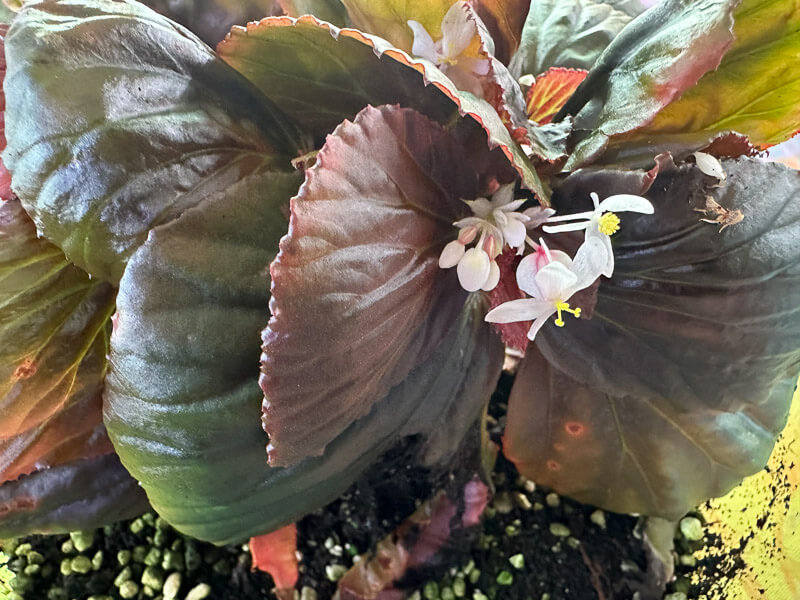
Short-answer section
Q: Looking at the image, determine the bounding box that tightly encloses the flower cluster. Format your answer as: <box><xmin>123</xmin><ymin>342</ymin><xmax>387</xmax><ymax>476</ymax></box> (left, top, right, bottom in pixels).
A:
<box><xmin>440</xmin><ymin>189</ymin><xmax>655</xmax><ymax>340</ymax></box>
<box><xmin>438</xmin><ymin>183</ymin><xmax>531</xmax><ymax>292</ymax></box>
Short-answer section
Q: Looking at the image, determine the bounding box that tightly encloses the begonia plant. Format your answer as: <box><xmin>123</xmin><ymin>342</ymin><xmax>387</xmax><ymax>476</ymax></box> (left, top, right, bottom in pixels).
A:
<box><xmin>1</xmin><ymin>0</ymin><xmax>799</xmax><ymax>587</ymax></box>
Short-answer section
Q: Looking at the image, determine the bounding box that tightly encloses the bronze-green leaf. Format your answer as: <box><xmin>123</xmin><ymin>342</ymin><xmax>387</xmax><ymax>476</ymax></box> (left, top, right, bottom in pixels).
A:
<box><xmin>2</xmin><ymin>0</ymin><xmax>301</xmax><ymax>284</ymax></box>
<box><xmin>0</xmin><ymin>454</ymin><xmax>148</xmax><ymax>538</ymax></box>
<box><xmin>618</xmin><ymin>0</ymin><xmax>800</xmax><ymax>152</ymax></box>
<box><xmin>0</xmin><ymin>198</ymin><xmax>115</xmax><ymax>485</ymax></box>
<box><xmin>555</xmin><ymin>0</ymin><xmax>739</xmax><ymax>168</ymax></box>
<box><xmin>104</xmin><ymin>143</ymin><xmax>503</xmax><ymax>542</ymax></box>
<box><xmin>505</xmin><ymin>158</ymin><xmax>800</xmax><ymax>518</ymax></box>
<box><xmin>509</xmin><ymin>0</ymin><xmax>631</xmax><ymax>78</ymax></box>
<box><xmin>141</xmin><ymin>0</ymin><xmax>283</xmax><ymax>45</ymax></box>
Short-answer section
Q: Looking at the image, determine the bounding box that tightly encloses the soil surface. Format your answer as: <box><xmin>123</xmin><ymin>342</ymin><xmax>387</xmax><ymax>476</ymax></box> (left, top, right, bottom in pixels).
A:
<box><xmin>1</xmin><ymin>373</ymin><xmax>739</xmax><ymax>600</ymax></box>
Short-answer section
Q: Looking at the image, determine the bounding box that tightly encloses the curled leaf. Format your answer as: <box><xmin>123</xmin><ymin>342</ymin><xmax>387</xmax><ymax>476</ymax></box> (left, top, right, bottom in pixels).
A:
<box><xmin>218</xmin><ymin>15</ymin><xmax>546</xmax><ymax>199</ymax></box>
<box><xmin>104</xmin><ymin>151</ymin><xmax>503</xmax><ymax>543</ymax></box>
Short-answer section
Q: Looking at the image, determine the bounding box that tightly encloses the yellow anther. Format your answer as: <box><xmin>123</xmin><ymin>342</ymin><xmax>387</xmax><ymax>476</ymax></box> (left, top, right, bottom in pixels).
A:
<box><xmin>554</xmin><ymin>301</ymin><xmax>581</xmax><ymax>328</ymax></box>
<box><xmin>598</xmin><ymin>212</ymin><xmax>621</xmax><ymax>235</ymax></box>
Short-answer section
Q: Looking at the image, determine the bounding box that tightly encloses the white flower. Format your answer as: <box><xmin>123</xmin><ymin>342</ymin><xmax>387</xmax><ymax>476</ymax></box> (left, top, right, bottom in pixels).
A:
<box><xmin>439</xmin><ymin>184</ymin><xmax>530</xmax><ymax>292</ymax></box>
<box><xmin>484</xmin><ymin>237</ymin><xmax>606</xmax><ymax>341</ymax></box>
<box><xmin>454</xmin><ymin>184</ymin><xmax>530</xmax><ymax>253</ymax></box>
<box><xmin>407</xmin><ymin>2</ymin><xmax>491</xmax><ymax>97</ymax></box>
<box><xmin>543</xmin><ymin>192</ymin><xmax>654</xmax><ymax>277</ymax></box>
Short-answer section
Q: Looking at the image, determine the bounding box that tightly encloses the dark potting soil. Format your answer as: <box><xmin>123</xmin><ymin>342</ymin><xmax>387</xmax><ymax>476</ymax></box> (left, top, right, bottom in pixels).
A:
<box><xmin>2</xmin><ymin>373</ymin><xmax>748</xmax><ymax>600</ymax></box>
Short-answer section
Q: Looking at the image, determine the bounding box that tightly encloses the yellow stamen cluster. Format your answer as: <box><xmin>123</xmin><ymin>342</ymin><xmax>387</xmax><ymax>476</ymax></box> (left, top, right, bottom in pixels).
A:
<box><xmin>598</xmin><ymin>212</ymin><xmax>621</xmax><ymax>236</ymax></box>
<box><xmin>554</xmin><ymin>302</ymin><xmax>581</xmax><ymax>327</ymax></box>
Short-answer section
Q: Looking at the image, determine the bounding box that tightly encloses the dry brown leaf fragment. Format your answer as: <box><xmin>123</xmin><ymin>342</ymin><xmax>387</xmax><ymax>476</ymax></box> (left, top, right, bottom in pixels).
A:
<box><xmin>694</xmin><ymin>195</ymin><xmax>744</xmax><ymax>232</ymax></box>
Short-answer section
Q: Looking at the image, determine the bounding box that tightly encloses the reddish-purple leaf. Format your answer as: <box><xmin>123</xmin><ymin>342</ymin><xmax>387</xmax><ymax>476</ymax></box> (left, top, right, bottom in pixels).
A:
<box><xmin>261</xmin><ymin>104</ymin><xmax>514</xmax><ymax>466</ymax></box>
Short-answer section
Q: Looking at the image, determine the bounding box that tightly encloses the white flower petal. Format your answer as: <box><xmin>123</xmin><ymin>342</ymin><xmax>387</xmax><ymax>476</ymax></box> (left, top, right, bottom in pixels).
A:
<box><xmin>545</xmin><ymin>211</ymin><xmax>594</xmax><ymax>223</ymax></box>
<box><xmin>598</xmin><ymin>194</ymin><xmax>654</xmax><ymax>214</ymax></box>
<box><xmin>600</xmin><ymin>232</ymin><xmax>614</xmax><ymax>277</ymax></box>
<box><xmin>543</xmin><ymin>221</ymin><xmax>591</xmax><ymax>234</ymax></box>
<box><xmin>467</xmin><ymin>56</ymin><xmax>491</xmax><ymax>76</ymax></box>
<box><xmin>501</xmin><ymin>198</ymin><xmax>527</xmax><ymax>213</ymax></box>
<box><xmin>503</xmin><ymin>218</ymin><xmax>527</xmax><ymax>249</ymax></box>
<box><xmin>548</xmin><ymin>248</ymin><xmax>573</xmax><ymax>268</ymax></box>
<box><xmin>694</xmin><ymin>151</ymin><xmax>726</xmax><ymax>180</ymax></box>
<box><xmin>439</xmin><ymin>239</ymin><xmax>465</xmax><ymax>268</ymax></box>
<box><xmin>493</xmin><ymin>208</ymin><xmax>508</xmax><ymax>228</ymax></box>
<box><xmin>408</xmin><ymin>20</ymin><xmax>437</xmax><ymax>61</ymax></box>
<box><xmin>585</xmin><ymin>227</ymin><xmax>615</xmax><ymax>277</ymax></box>
<box><xmin>481</xmin><ymin>260</ymin><xmax>501</xmax><ymax>291</ymax></box>
<box><xmin>484</xmin><ymin>298</ymin><xmax>554</xmax><ymax>323</ymax></box>
<box><xmin>441</xmin><ymin>1</ymin><xmax>474</xmax><ymax>58</ymax></box>
<box><xmin>453</xmin><ymin>216</ymin><xmax>484</xmax><ymax>229</ymax></box>
<box><xmin>534</xmin><ymin>262</ymin><xmax>578</xmax><ymax>301</ymax></box>
<box><xmin>526</xmin><ymin>315</ymin><xmax>551</xmax><ymax>341</ymax></box>
<box><xmin>465</xmin><ymin>197</ymin><xmax>492</xmax><ymax>218</ymax></box>
<box><xmin>568</xmin><ymin>235</ymin><xmax>607</xmax><ymax>290</ymax></box>
<box><xmin>523</xmin><ymin>206</ymin><xmax>556</xmax><ymax>228</ymax></box>
<box><xmin>515</xmin><ymin>253</ymin><xmax>544</xmax><ymax>298</ymax></box>
<box><xmin>457</xmin><ymin>247</ymin><xmax>491</xmax><ymax>292</ymax></box>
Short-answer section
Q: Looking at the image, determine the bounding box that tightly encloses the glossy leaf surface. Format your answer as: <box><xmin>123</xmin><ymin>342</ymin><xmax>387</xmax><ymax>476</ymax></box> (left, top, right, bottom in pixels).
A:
<box><xmin>621</xmin><ymin>0</ymin><xmax>800</xmax><ymax>151</ymax></box>
<box><xmin>556</xmin><ymin>0</ymin><xmax>738</xmax><ymax>167</ymax></box>
<box><xmin>104</xmin><ymin>153</ymin><xmax>501</xmax><ymax>541</ymax></box>
<box><xmin>262</xmin><ymin>105</ymin><xmax>511</xmax><ymax>465</ymax></box>
<box><xmin>506</xmin><ymin>158</ymin><xmax>800</xmax><ymax>518</ymax></box>
<box><xmin>606</xmin><ymin>0</ymin><xmax>658</xmax><ymax>16</ymax></box>
<box><xmin>0</xmin><ymin>454</ymin><xmax>148</xmax><ymax>538</ymax></box>
<box><xmin>217</xmin><ymin>15</ymin><xmax>461</xmax><ymax>138</ymax></box>
<box><xmin>2</xmin><ymin>0</ymin><xmax>298</xmax><ymax>283</ymax></box>
<box><xmin>0</xmin><ymin>198</ymin><xmax>115</xmax><ymax>484</ymax></box>
<box><xmin>105</xmin><ymin>107</ymin><xmax>504</xmax><ymax>542</ymax></box>
<box><xmin>509</xmin><ymin>0</ymin><xmax>631</xmax><ymax>78</ymax></box>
